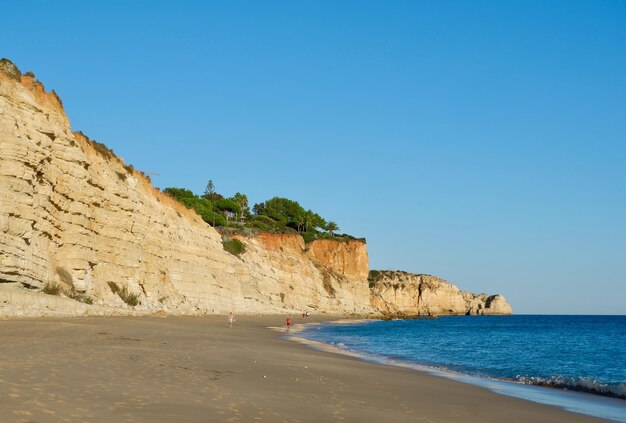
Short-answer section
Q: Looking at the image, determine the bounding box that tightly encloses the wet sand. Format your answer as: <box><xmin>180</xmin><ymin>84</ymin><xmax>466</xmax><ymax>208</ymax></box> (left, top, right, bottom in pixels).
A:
<box><xmin>0</xmin><ymin>315</ymin><xmax>610</xmax><ymax>422</ymax></box>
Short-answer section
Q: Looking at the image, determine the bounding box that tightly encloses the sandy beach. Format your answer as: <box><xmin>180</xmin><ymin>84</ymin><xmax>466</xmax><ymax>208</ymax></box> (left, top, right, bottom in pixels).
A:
<box><xmin>0</xmin><ymin>315</ymin><xmax>610</xmax><ymax>422</ymax></box>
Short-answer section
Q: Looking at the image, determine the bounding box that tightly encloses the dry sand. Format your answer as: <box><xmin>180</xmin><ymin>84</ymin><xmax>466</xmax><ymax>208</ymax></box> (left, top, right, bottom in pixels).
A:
<box><xmin>0</xmin><ymin>315</ymin><xmax>610</xmax><ymax>422</ymax></box>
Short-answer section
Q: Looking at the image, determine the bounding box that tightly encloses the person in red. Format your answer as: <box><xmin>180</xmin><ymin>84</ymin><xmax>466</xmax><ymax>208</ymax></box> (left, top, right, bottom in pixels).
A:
<box><xmin>286</xmin><ymin>316</ymin><xmax>292</xmax><ymax>331</ymax></box>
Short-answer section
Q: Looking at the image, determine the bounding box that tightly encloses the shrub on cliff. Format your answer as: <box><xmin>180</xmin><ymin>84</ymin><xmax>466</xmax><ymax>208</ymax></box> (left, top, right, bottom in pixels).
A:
<box><xmin>163</xmin><ymin>187</ymin><xmax>226</xmax><ymax>226</ymax></box>
<box><xmin>56</xmin><ymin>266</ymin><xmax>73</xmax><ymax>287</ymax></box>
<box><xmin>42</xmin><ymin>282</ymin><xmax>61</xmax><ymax>296</ymax></box>
<box><xmin>93</xmin><ymin>141</ymin><xmax>115</xmax><ymax>160</ymax></box>
<box><xmin>222</xmin><ymin>238</ymin><xmax>246</xmax><ymax>256</ymax></box>
<box><xmin>251</xmin><ymin>220</ymin><xmax>270</xmax><ymax>231</ymax></box>
<box><xmin>106</xmin><ymin>282</ymin><xmax>138</xmax><ymax>306</ymax></box>
<box><xmin>252</xmin><ymin>215</ymin><xmax>276</xmax><ymax>226</ymax></box>
<box><xmin>301</xmin><ymin>232</ymin><xmax>315</xmax><ymax>243</ymax></box>
<box><xmin>69</xmin><ymin>292</ymin><xmax>93</xmax><ymax>305</ymax></box>
<box><xmin>0</xmin><ymin>58</ymin><xmax>22</xmax><ymax>81</ymax></box>
<box><xmin>120</xmin><ymin>288</ymin><xmax>140</xmax><ymax>307</ymax></box>
<box><xmin>74</xmin><ymin>131</ymin><xmax>117</xmax><ymax>161</ymax></box>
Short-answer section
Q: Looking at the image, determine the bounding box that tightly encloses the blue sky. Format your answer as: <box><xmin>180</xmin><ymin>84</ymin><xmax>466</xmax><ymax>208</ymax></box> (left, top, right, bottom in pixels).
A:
<box><xmin>2</xmin><ymin>1</ymin><xmax>625</xmax><ymax>314</ymax></box>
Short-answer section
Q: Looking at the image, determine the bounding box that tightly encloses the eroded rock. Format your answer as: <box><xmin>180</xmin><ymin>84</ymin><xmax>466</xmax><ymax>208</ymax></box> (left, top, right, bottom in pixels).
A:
<box><xmin>369</xmin><ymin>270</ymin><xmax>512</xmax><ymax>316</ymax></box>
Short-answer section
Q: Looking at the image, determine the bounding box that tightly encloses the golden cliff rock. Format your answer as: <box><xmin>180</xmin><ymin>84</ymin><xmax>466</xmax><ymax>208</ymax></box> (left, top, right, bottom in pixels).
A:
<box><xmin>0</xmin><ymin>59</ymin><xmax>511</xmax><ymax>318</ymax></box>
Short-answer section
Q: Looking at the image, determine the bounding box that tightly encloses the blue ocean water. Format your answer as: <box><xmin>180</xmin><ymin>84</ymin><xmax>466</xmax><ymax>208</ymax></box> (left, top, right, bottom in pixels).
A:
<box><xmin>298</xmin><ymin>315</ymin><xmax>626</xmax><ymax>421</ymax></box>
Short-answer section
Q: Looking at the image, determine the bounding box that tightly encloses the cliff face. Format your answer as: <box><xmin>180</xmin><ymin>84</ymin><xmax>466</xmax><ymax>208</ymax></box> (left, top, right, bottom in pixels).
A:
<box><xmin>369</xmin><ymin>271</ymin><xmax>512</xmax><ymax>316</ymax></box>
<box><xmin>0</xmin><ymin>61</ymin><xmax>374</xmax><ymax>316</ymax></box>
<box><xmin>305</xmin><ymin>239</ymin><xmax>369</xmax><ymax>280</ymax></box>
<box><xmin>232</xmin><ymin>235</ymin><xmax>371</xmax><ymax>314</ymax></box>
<box><xmin>0</xmin><ymin>59</ymin><xmax>511</xmax><ymax>317</ymax></box>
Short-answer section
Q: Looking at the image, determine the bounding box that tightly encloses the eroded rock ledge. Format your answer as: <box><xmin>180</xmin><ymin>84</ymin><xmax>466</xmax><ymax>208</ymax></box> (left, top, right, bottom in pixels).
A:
<box><xmin>369</xmin><ymin>270</ymin><xmax>512</xmax><ymax>317</ymax></box>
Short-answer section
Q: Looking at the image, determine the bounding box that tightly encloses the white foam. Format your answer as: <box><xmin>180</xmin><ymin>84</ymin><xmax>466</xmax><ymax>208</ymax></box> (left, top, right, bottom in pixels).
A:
<box><xmin>291</xmin><ymin>325</ymin><xmax>626</xmax><ymax>422</ymax></box>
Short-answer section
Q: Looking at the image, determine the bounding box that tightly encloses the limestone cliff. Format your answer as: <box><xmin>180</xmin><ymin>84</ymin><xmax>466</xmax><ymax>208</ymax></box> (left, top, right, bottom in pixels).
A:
<box><xmin>0</xmin><ymin>59</ymin><xmax>511</xmax><ymax>318</ymax></box>
<box><xmin>369</xmin><ymin>270</ymin><xmax>512</xmax><ymax>316</ymax></box>
<box><xmin>0</xmin><ymin>59</ymin><xmax>374</xmax><ymax>317</ymax></box>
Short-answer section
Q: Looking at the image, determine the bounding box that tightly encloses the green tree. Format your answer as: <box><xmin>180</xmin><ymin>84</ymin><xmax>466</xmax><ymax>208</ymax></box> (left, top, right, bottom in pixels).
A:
<box><xmin>259</xmin><ymin>197</ymin><xmax>305</xmax><ymax>226</ymax></box>
<box><xmin>303</xmin><ymin>210</ymin><xmax>325</xmax><ymax>232</ymax></box>
<box><xmin>302</xmin><ymin>210</ymin><xmax>316</xmax><ymax>232</ymax></box>
<box><xmin>252</xmin><ymin>202</ymin><xmax>265</xmax><ymax>215</ymax></box>
<box><xmin>312</xmin><ymin>212</ymin><xmax>326</xmax><ymax>230</ymax></box>
<box><xmin>204</xmin><ymin>180</ymin><xmax>215</xmax><ymax>197</ymax></box>
<box><xmin>325</xmin><ymin>221</ymin><xmax>339</xmax><ymax>237</ymax></box>
<box><xmin>163</xmin><ymin>187</ymin><xmax>225</xmax><ymax>226</ymax></box>
<box><xmin>163</xmin><ymin>187</ymin><xmax>196</xmax><ymax>208</ymax></box>
<box><xmin>294</xmin><ymin>213</ymin><xmax>306</xmax><ymax>232</ymax></box>
<box><xmin>202</xmin><ymin>180</ymin><xmax>223</xmax><ymax>201</ymax></box>
<box><xmin>214</xmin><ymin>198</ymin><xmax>240</xmax><ymax>221</ymax></box>
<box><xmin>230</xmin><ymin>192</ymin><xmax>249</xmax><ymax>220</ymax></box>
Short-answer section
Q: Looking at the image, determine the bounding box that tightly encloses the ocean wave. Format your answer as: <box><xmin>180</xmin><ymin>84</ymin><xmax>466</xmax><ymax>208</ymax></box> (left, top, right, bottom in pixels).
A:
<box><xmin>514</xmin><ymin>375</ymin><xmax>626</xmax><ymax>399</ymax></box>
<box><xmin>318</xmin><ymin>338</ymin><xmax>626</xmax><ymax>401</ymax></box>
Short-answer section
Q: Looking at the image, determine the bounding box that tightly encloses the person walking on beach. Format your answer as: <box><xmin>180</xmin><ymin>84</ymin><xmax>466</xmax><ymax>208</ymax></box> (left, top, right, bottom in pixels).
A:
<box><xmin>286</xmin><ymin>316</ymin><xmax>292</xmax><ymax>331</ymax></box>
<box><xmin>228</xmin><ymin>312</ymin><xmax>236</xmax><ymax>328</ymax></box>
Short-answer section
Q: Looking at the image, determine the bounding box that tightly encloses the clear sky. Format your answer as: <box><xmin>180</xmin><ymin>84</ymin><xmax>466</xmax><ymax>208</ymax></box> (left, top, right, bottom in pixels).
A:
<box><xmin>2</xmin><ymin>1</ymin><xmax>625</xmax><ymax>314</ymax></box>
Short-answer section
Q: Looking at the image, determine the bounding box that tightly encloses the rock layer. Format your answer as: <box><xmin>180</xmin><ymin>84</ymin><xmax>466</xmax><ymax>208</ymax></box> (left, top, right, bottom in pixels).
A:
<box><xmin>369</xmin><ymin>270</ymin><xmax>512</xmax><ymax>316</ymax></box>
<box><xmin>0</xmin><ymin>59</ymin><xmax>512</xmax><ymax>317</ymax></box>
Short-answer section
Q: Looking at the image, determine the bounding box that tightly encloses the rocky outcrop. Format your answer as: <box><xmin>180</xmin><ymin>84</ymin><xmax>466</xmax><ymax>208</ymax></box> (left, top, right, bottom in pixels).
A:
<box><xmin>0</xmin><ymin>59</ymin><xmax>511</xmax><ymax>318</ymax></box>
<box><xmin>369</xmin><ymin>270</ymin><xmax>512</xmax><ymax>316</ymax></box>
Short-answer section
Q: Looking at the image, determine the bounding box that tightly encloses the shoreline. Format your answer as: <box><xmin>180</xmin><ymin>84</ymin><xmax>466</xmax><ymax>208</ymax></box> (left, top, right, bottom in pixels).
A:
<box><xmin>285</xmin><ymin>317</ymin><xmax>626</xmax><ymax>422</ymax></box>
<box><xmin>0</xmin><ymin>315</ymin><xmax>615</xmax><ymax>422</ymax></box>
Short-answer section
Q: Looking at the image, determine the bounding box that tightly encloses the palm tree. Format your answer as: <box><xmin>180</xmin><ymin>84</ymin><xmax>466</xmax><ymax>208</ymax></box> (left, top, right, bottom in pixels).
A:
<box><xmin>303</xmin><ymin>211</ymin><xmax>315</xmax><ymax>232</ymax></box>
<box><xmin>325</xmin><ymin>221</ymin><xmax>339</xmax><ymax>237</ymax></box>
<box><xmin>231</xmin><ymin>193</ymin><xmax>249</xmax><ymax>221</ymax></box>
<box><xmin>294</xmin><ymin>214</ymin><xmax>306</xmax><ymax>232</ymax></box>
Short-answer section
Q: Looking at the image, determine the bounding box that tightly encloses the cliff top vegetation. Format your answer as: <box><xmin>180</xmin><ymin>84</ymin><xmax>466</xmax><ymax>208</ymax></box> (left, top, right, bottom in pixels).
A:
<box><xmin>163</xmin><ymin>180</ymin><xmax>364</xmax><ymax>244</ymax></box>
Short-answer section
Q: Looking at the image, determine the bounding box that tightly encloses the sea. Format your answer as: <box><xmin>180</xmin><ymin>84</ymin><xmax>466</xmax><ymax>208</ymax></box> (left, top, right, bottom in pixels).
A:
<box><xmin>297</xmin><ymin>315</ymin><xmax>626</xmax><ymax>422</ymax></box>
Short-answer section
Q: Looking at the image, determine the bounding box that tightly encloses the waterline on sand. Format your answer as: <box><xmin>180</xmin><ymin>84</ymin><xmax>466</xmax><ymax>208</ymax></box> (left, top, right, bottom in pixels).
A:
<box><xmin>289</xmin><ymin>319</ymin><xmax>626</xmax><ymax>422</ymax></box>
